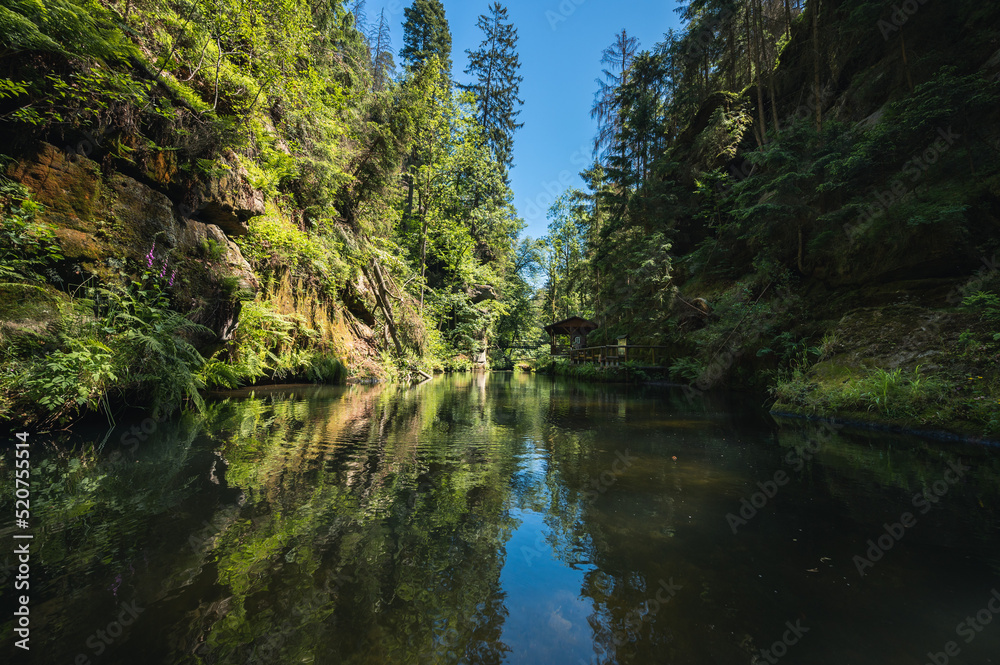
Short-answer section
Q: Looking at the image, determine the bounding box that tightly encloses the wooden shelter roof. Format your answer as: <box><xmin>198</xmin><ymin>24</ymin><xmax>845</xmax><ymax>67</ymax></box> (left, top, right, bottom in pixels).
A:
<box><xmin>544</xmin><ymin>317</ymin><xmax>599</xmax><ymax>335</ymax></box>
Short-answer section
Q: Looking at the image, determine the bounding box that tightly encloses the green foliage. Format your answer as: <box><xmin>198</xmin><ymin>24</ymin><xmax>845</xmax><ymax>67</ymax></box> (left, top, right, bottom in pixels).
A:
<box><xmin>773</xmin><ymin>365</ymin><xmax>952</xmax><ymax>421</ymax></box>
<box><xmin>669</xmin><ymin>356</ymin><xmax>705</xmax><ymax>383</ymax></box>
<box><xmin>0</xmin><ymin>0</ymin><xmax>539</xmax><ymax>399</ymax></box>
<box><xmin>302</xmin><ymin>353</ymin><xmax>346</xmax><ymax>383</ymax></box>
<box><xmin>0</xmin><ymin>0</ymin><xmax>137</xmax><ymax>60</ymax></box>
<box><xmin>962</xmin><ymin>290</ymin><xmax>1000</xmax><ymax>342</ymax></box>
<box><xmin>21</xmin><ymin>337</ymin><xmax>116</xmax><ymax>416</ymax></box>
<box><xmin>462</xmin><ymin>2</ymin><xmax>523</xmax><ymax>177</ymax></box>
<box><xmin>10</xmin><ymin>265</ymin><xmax>210</xmax><ymax>423</ymax></box>
<box><xmin>962</xmin><ymin>291</ymin><xmax>1000</xmax><ymax>323</ymax></box>
<box><xmin>0</xmin><ymin>177</ymin><xmax>63</xmax><ymax>282</ymax></box>
<box><xmin>199</xmin><ymin>358</ymin><xmax>243</xmax><ymax>389</ymax></box>
<box><xmin>200</xmin><ymin>298</ymin><xmax>344</xmax><ymax>388</ymax></box>
<box><xmin>757</xmin><ymin>332</ymin><xmax>819</xmax><ymax>369</ymax></box>
<box><xmin>400</xmin><ymin>0</ymin><xmax>453</xmax><ymax>75</ymax></box>
<box><xmin>236</xmin><ymin>211</ymin><xmax>349</xmax><ymax>293</ymax></box>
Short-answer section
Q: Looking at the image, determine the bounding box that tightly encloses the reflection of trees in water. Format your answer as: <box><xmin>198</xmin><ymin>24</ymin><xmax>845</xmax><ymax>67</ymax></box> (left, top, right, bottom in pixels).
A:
<box><xmin>0</xmin><ymin>412</ymin><xmax>221</xmax><ymax>664</ymax></box>
<box><xmin>12</xmin><ymin>377</ymin><xmax>1000</xmax><ymax>664</ymax></box>
<box><xmin>530</xmin><ymin>383</ymin><xmax>770</xmax><ymax>664</ymax></box>
<box><xmin>774</xmin><ymin>420</ymin><xmax>1000</xmax><ymax>568</ymax></box>
<box><xmin>180</xmin><ymin>378</ymin><xmax>527</xmax><ymax>664</ymax></box>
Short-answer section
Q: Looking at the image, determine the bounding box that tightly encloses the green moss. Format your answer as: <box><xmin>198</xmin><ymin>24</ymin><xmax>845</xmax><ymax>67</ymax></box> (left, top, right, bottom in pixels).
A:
<box><xmin>773</xmin><ymin>364</ymin><xmax>999</xmax><ymax>438</ymax></box>
<box><xmin>810</xmin><ymin>357</ymin><xmax>856</xmax><ymax>384</ymax></box>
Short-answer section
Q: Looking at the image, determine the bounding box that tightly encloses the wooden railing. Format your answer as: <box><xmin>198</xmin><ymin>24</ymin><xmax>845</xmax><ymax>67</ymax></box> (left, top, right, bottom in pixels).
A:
<box><xmin>569</xmin><ymin>345</ymin><xmax>670</xmax><ymax>367</ymax></box>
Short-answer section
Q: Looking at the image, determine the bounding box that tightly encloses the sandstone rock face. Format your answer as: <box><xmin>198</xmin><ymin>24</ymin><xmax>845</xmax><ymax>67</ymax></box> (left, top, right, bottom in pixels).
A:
<box><xmin>187</xmin><ymin>150</ymin><xmax>266</xmax><ymax>236</ymax></box>
<box><xmin>8</xmin><ymin>143</ymin><xmax>103</xmax><ymax>233</ymax></box>
<box><xmin>5</xmin><ymin>142</ymin><xmax>262</xmax><ymax>342</ymax></box>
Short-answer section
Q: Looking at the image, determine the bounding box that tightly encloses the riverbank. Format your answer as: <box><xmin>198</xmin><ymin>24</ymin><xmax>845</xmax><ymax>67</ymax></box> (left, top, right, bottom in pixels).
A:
<box><xmin>770</xmin><ymin>411</ymin><xmax>1000</xmax><ymax>447</ymax></box>
<box><xmin>532</xmin><ymin>355</ymin><xmax>999</xmax><ymax>444</ymax></box>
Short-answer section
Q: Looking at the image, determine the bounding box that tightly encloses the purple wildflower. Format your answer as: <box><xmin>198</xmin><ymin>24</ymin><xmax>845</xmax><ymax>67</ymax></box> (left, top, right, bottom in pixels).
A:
<box><xmin>168</xmin><ymin>269</ymin><xmax>176</xmax><ymax>287</ymax></box>
<box><xmin>145</xmin><ymin>242</ymin><xmax>156</xmax><ymax>268</ymax></box>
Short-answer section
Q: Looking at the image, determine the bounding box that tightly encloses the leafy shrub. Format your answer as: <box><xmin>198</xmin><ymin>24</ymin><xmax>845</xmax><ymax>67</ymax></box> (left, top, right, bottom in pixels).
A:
<box><xmin>12</xmin><ymin>262</ymin><xmax>209</xmax><ymax>423</ymax></box>
<box><xmin>962</xmin><ymin>290</ymin><xmax>1000</xmax><ymax>331</ymax></box>
<box><xmin>0</xmin><ymin>178</ymin><xmax>63</xmax><ymax>282</ymax></box>
<box><xmin>22</xmin><ymin>337</ymin><xmax>117</xmax><ymax>418</ymax></box>
<box><xmin>301</xmin><ymin>354</ymin><xmax>346</xmax><ymax>383</ymax></box>
<box><xmin>670</xmin><ymin>357</ymin><xmax>705</xmax><ymax>383</ymax></box>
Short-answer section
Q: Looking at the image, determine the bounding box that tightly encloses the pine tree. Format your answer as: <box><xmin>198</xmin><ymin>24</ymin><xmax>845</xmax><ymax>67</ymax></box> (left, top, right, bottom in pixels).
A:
<box><xmin>400</xmin><ymin>0</ymin><xmax>453</xmax><ymax>76</ymax></box>
<box><xmin>591</xmin><ymin>30</ymin><xmax>640</xmax><ymax>162</ymax></box>
<box><xmin>368</xmin><ymin>8</ymin><xmax>395</xmax><ymax>91</ymax></box>
<box><xmin>348</xmin><ymin>0</ymin><xmax>367</xmax><ymax>33</ymax></box>
<box><xmin>463</xmin><ymin>2</ymin><xmax>524</xmax><ymax>179</ymax></box>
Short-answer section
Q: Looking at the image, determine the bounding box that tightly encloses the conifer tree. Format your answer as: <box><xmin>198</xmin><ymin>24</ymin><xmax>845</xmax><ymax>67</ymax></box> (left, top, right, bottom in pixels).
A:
<box><xmin>400</xmin><ymin>0</ymin><xmax>453</xmax><ymax>76</ymax></box>
<box><xmin>463</xmin><ymin>2</ymin><xmax>524</xmax><ymax>179</ymax></box>
<box><xmin>591</xmin><ymin>30</ymin><xmax>640</xmax><ymax>161</ymax></box>
<box><xmin>369</xmin><ymin>8</ymin><xmax>395</xmax><ymax>91</ymax></box>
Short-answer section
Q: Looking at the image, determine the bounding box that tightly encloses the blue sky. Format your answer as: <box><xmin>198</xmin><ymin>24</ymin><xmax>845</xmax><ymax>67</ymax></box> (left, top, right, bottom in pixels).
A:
<box><xmin>360</xmin><ymin>0</ymin><xmax>684</xmax><ymax>240</ymax></box>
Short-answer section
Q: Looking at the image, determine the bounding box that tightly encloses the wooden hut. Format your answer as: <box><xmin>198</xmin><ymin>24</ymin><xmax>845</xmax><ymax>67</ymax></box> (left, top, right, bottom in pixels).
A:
<box><xmin>544</xmin><ymin>317</ymin><xmax>599</xmax><ymax>356</ymax></box>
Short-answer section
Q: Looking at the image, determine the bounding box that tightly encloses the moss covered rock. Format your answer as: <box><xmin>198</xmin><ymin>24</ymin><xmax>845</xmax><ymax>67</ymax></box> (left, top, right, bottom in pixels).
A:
<box><xmin>5</xmin><ymin>142</ymin><xmax>261</xmax><ymax>342</ymax></box>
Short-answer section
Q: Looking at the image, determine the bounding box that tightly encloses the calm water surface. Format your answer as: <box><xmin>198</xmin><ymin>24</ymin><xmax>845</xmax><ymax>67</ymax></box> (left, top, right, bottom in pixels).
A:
<box><xmin>2</xmin><ymin>374</ymin><xmax>1000</xmax><ymax>664</ymax></box>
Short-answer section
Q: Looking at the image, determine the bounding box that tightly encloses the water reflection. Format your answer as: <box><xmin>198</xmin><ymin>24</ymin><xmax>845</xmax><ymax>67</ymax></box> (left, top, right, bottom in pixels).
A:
<box><xmin>1</xmin><ymin>374</ymin><xmax>999</xmax><ymax>664</ymax></box>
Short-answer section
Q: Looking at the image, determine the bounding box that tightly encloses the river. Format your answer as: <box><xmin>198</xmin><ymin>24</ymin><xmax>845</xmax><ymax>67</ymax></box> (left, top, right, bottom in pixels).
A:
<box><xmin>2</xmin><ymin>373</ymin><xmax>1000</xmax><ymax>664</ymax></box>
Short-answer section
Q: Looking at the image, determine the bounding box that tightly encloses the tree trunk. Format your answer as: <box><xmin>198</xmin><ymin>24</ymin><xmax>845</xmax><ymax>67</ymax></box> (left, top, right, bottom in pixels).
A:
<box><xmin>363</xmin><ymin>261</ymin><xmax>403</xmax><ymax>357</ymax></box>
<box><xmin>729</xmin><ymin>21</ymin><xmax>737</xmax><ymax>90</ymax></box>
<box><xmin>404</xmin><ymin>173</ymin><xmax>415</xmax><ymax>230</ymax></box>
<box><xmin>901</xmin><ymin>34</ymin><xmax>914</xmax><ymax>92</ymax></box>
<box><xmin>745</xmin><ymin>4</ymin><xmax>753</xmax><ymax>92</ymax></box>
<box><xmin>813</xmin><ymin>0</ymin><xmax>822</xmax><ymax>133</ymax></box>
<box><xmin>753</xmin><ymin>0</ymin><xmax>768</xmax><ymax>144</ymax></box>
<box><xmin>419</xmin><ymin>211</ymin><xmax>428</xmax><ymax>311</ymax></box>
<box><xmin>764</xmin><ymin>5</ymin><xmax>781</xmax><ymax>136</ymax></box>
<box><xmin>797</xmin><ymin>227</ymin><xmax>805</xmax><ymax>274</ymax></box>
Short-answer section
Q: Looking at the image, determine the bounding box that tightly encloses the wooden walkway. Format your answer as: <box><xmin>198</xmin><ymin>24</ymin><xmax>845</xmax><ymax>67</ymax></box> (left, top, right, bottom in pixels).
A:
<box><xmin>569</xmin><ymin>345</ymin><xmax>669</xmax><ymax>368</ymax></box>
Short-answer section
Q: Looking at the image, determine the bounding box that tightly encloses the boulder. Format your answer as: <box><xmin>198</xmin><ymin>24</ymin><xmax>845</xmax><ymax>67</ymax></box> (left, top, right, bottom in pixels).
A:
<box><xmin>470</xmin><ymin>284</ymin><xmax>499</xmax><ymax>304</ymax></box>
<box><xmin>186</xmin><ymin>150</ymin><xmax>265</xmax><ymax>236</ymax></box>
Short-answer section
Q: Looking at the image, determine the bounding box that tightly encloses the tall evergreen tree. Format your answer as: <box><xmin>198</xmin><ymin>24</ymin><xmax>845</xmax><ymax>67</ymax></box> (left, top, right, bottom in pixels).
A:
<box><xmin>609</xmin><ymin>51</ymin><xmax>667</xmax><ymax>187</ymax></box>
<box><xmin>369</xmin><ymin>8</ymin><xmax>395</xmax><ymax>91</ymax></box>
<box><xmin>348</xmin><ymin>0</ymin><xmax>367</xmax><ymax>33</ymax></box>
<box><xmin>400</xmin><ymin>0</ymin><xmax>453</xmax><ymax>76</ymax></box>
<box><xmin>463</xmin><ymin>2</ymin><xmax>524</xmax><ymax>179</ymax></box>
<box><xmin>591</xmin><ymin>29</ymin><xmax>640</xmax><ymax>161</ymax></box>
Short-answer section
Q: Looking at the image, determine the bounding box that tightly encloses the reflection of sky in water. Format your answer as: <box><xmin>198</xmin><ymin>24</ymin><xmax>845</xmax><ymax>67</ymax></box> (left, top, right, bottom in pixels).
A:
<box><xmin>500</xmin><ymin>450</ymin><xmax>597</xmax><ymax>665</ymax></box>
<box><xmin>501</xmin><ymin>511</ymin><xmax>596</xmax><ymax>665</ymax></box>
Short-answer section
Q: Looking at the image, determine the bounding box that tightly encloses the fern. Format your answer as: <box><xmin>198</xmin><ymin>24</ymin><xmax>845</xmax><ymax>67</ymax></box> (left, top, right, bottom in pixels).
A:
<box><xmin>199</xmin><ymin>357</ymin><xmax>243</xmax><ymax>389</ymax></box>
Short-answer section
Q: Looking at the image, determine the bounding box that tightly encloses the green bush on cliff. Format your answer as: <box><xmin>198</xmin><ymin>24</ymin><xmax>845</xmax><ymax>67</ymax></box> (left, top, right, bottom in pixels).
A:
<box><xmin>198</xmin><ymin>298</ymin><xmax>346</xmax><ymax>388</ymax></box>
<box><xmin>97</xmin><ymin>276</ymin><xmax>210</xmax><ymax>414</ymax></box>
<box><xmin>0</xmin><ymin>0</ymin><xmax>135</xmax><ymax>60</ymax></box>
<box><xmin>0</xmin><ymin>176</ymin><xmax>62</xmax><ymax>282</ymax></box>
<box><xmin>9</xmin><ymin>265</ymin><xmax>210</xmax><ymax>424</ymax></box>
<box><xmin>962</xmin><ymin>291</ymin><xmax>1000</xmax><ymax>337</ymax></box>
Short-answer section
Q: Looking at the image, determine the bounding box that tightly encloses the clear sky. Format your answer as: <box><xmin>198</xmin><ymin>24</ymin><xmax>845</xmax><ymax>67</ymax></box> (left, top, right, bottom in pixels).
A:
<box><xmin>359</xmin><ymin>0</ymin><xmax>684</xmax><ymax>241</ymax></box>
